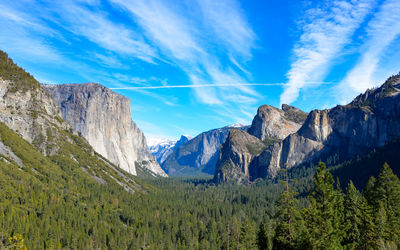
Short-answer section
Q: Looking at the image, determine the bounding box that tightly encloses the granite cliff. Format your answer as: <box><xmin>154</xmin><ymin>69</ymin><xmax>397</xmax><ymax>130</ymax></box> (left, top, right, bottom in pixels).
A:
<box><xmin>247</xmin><ymin>104</ymin><xmax>307</xmax><ymax>141</ymax></box>
<box><xmin>44</xmin><ymin>83</ymin><xmax>166</xmax><ymax>177</ymax></box>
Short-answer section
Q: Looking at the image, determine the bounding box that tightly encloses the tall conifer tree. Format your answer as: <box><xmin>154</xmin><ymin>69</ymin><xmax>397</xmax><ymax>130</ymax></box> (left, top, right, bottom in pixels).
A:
<box><xmin>273</xmin><ymin>169</ymin><xmax>305</xmax><ymax>249</ymax></box>
<box><xmin>303</xmin><ymin>162</ymin><xmax>344</xmax><ymax>249</ymax></box>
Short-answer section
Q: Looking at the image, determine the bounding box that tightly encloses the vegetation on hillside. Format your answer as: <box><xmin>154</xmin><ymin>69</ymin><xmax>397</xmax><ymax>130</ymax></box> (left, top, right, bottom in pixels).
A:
<box><xmin>283</xmin><ymin>109</ymin><xmax>308</xmax><ymax>124</ymax></box>
<box><xmin>0</xmin><ymin>122</ymin><xmax>148</xmax><ymax>249</ymax></box>
<box><xmin>0</xmin><ymin>51</ymin><xmax>39</xmax><ymax>92</ymax></box>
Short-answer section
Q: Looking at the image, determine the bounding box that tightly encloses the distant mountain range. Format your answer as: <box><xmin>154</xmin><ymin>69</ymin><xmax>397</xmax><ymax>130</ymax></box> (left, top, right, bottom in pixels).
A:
<box><xmin>149</xmin><ymin>135</ymin><xmax>192</xmax><ymax>165</ymax></box>
<box><xmin>157</xmin><ymin>125</ymin><xmax>248</xmax><ymax>176</ymax></box>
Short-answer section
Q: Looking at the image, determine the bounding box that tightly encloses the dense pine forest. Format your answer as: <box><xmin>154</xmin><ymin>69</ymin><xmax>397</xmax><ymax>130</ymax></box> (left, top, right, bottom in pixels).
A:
<box><xmin>2</xmin><ymin>132</ymin><xmax>400</xmax><ymax>250</ymax></box>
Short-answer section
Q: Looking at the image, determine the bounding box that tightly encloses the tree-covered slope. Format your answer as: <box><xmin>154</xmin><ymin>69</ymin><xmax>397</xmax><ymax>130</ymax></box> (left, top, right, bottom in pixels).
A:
<box><xmin>0</xmin><ymin>121</ymin><xmax>153</xmax><ymax>248</ymax></box>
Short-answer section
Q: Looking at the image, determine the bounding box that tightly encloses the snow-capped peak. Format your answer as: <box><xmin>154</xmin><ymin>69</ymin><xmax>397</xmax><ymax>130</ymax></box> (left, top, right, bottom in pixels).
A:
<box><xmin>226</xmin><ymin>123</ymin><xmax>246</xmax><ymax>128</ymax></box>
<box><xmin>147</xmin><ymin>137</ymin><xmax>176</xmax><ymax>147</ymax></box>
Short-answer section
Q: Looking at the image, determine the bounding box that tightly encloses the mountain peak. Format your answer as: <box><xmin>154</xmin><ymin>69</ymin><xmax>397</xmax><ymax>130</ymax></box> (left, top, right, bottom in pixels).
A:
<box><xmin>229</xmin><ymin>123</ymin><xmax>245</xmax><ymax>128</ymax></box>
<box><xmin>248</xmin><ymin>103</ymin><xmax>307</xmax><ymax>140</ymax></box>
<box><xmin>179</xmin><ymin>135</ymin><xmax>192</xmax><ymax>141</ymax></box>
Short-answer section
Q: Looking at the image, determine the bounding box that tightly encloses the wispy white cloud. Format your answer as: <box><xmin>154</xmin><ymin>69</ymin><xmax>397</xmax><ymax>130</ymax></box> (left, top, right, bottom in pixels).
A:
<box><xmin>111</xmin><ymin>74</ymin><xmax>167</xmax><ymax>87</ymax></box>
<box><xmin>52</xmin><ymin>2</ymin><xmax>157</xmax><ymax>63</ymax></box>
<box><xmin>337</xmin><ymin>0</ymin><xmax>400</xmax><ymax>103</ymax></box>
<box><xmin>187</xmin><ymin>73</ymin><xmax>222</xmax><ymax>105</ymax></box>
<box><xmin>0</xmin><ymin>2</ymin><xmax>62</xmax><ymax>40</ymax></box>
<box><xmin>0</xmin><ymin>13</ymin><xmax>63</xmax><ymax>65</ymax></box>
<box><xmin>111</xmin><ymin>0</ymin><xmax>202</xmax><ymax>62</ymax></box>
<box><xmin>197</xmin><ymin>0</ymin><xmax>256</xmax><ymax>59</ymax></box>
<box><xmin>0</xmin><ymin>2</ymin><xmax>67</xmax><ymax>63</ymax></box>
<box><xmin>0</xmin><ymin>0</ymin><xmax>164</xmax><ymax>88</ymax></box>
<box><xmin>110</xmin><ymin>0</ymin><xmax>259</xmax><ymax>121</ymax></box>
<box><xmin>280</xmin><ymin>0</ymin><xmax>375</xmax><ymax>105</ymax></box>
<box><xmin>91</xmin><ymin>53</ymin><xmax>126</xmax><ymax>68</ymax></box>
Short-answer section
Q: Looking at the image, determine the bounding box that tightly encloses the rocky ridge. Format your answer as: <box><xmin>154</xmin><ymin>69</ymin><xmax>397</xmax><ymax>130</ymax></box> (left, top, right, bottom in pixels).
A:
<box><xmin>44</xmin><ymin>83</ymin><xmax>166</xmax><ymax>177</ymax></box>
<box><xmin>215</xmin><ymin>74</ymin><xmax>400</xmax><ymax>184</ymax></box>
<box><xmin>252</xmin><ymin>74</ymin><xmax>400</xmax><ymax>179</ymax></box>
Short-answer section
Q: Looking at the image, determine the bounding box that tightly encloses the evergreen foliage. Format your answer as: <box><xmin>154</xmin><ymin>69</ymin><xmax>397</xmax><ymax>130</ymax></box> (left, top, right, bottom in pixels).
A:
<box><xmin>272</xmin><ymin>170</ymin><xmax>304</xmax><ymax>250</ymax></box>
<box><xmin>257</xmin><ymin>221</ymin><xmax>272</xmax><ymax>250</ymax></box>
<box><xmin>302</xmin><ymin>162</ymin><xmax>345</xmax><ymax>249</ymax></box>
<box><xmin>343</xmin><ymin>181</ymin><xmax>364</xmax><ymax>248</ymax></box>
<box><xmin>365</xmin><ymin>163</ymin><xmax>400</xmax><ymax>247</ymax></box>
<box><xmin>271</xmin><ymin>162</ymin><xmax>400</xmax><ymax>249</ymax></box>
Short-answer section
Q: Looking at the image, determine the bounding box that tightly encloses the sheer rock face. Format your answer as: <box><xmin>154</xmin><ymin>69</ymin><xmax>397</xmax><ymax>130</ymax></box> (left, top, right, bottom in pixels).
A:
<box><xmin>247</xmin><ymin>104</ymin><xmax>307</xmax><ymax>140</ymax></box>
<box><xmin>213</xmin><ymin>129</ymin><xmax>267</xmax><ymax>184</ymax></box>
<box><xmin>44</xmin><ymin>83</ymin><xmax>166</xmax><ymax>177</ymax></box>
<box><xmin>0</xmin><ymin>79</ymin><xmax>70</xmax><ymax>155</ymax></box>
<box><xmin>253</xmin><ymin>74</ymin><xmax>400</xmax><ymax>178</ymax></box>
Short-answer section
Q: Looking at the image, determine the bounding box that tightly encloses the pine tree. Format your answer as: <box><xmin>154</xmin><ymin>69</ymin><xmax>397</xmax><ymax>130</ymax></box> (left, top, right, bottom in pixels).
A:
<box><xmin>239</xmin><ymin>220</ymin><xmax>257</xmax><ymax>250</ymax></box>
<box><xmin>363</xmin><ymin>176</ymin><xmax>376</xmax><ymax>203</ymax></box>
<box><xmin>257</xmin><ymin>222</ymin><xmax>270</xmax><ymax>250</ymax></box>
<box><xmin>358</xmin><ymin>196</ymin><xmax>375</xmax><ymax>250</ymax></box>
<box><xmin>343</xmin><ymin>181</ymin><xmax>363</xmax><ymax>249</ymax></box>
<box><xmin>272</xmin><ymin>168</ymin><xmax>305</xmax><ymax>250</ymax></box>
<box><xmin>303</xmin><ymin>162</ymin><xmax>344</xmax><ymax>249</ymax></box>
<box><xmin>367</xmin><ymin>163</ymin><xmax>400</xmax><ymax>246</ymax></box>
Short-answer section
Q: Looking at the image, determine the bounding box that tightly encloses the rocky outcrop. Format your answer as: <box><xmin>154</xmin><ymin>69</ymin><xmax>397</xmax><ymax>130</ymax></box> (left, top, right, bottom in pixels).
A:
<box><xmin>252</xmin><ymin>74</ymin><xmax>400</xmax><ymax>179</ymax></box>
<box><xmin>213</xmin><ymin>129</ymin><xmax>267</xmax><ymax>184</ymax></box>
<box><xmin>44</xmin><ymin>83</ymin><xmax>166</xmax><ymax>177</ymax></box>
<box><xmin>213</xmin><ymin>105</ymin><xmax>307</xmax><ymax>184</ymax></box>
<box><xmin>162</xmin><ymin>125</ymin><xmax>248</xmax><ymax>176</ymax></box>
<box><xmin>149</xmin><ymin>135</ymin><xmax>191</xmax><ymax>165</ymax></box>
<box><xmin>247</xmin><ymin>104</ymin><xmax>307</xmax><ymax>140</ymax></box>
<box><xmin>0</xmin><ymin>51</ymin><xmax>71</xmax><ymax>156</ymax></box>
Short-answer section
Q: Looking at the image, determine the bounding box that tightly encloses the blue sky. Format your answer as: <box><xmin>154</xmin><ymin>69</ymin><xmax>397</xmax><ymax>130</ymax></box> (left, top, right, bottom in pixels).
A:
<box><xmin>1</xmin><ymin>0</ymin><xmax>400</xmax><ymax>141</ymax></box>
